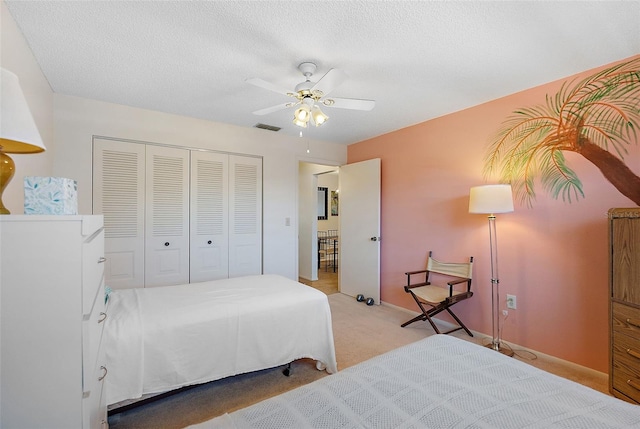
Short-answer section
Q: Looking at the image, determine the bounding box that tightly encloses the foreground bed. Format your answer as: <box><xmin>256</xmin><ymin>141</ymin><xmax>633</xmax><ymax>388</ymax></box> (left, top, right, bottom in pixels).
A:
<box><xmin>104</xmin><ymin>274</ymin><xmax>337</xmax><ymax>406</ymax></box>
<box><xmin>193</xmin><ymin>334</ymin><xmax>640</xmax><ymax>429</ymax></box>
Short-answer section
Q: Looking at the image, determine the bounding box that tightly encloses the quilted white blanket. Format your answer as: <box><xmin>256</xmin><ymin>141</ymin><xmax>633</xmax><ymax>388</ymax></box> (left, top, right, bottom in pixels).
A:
<box><xmin>193</xmin><ymin>334</ymin><xmax>640</xmax><ymax>429</ymax></box>
<box><xmin>104</xmin><ymin>274</ymin><xmax>337</xmax><ymax>406</ymax></box>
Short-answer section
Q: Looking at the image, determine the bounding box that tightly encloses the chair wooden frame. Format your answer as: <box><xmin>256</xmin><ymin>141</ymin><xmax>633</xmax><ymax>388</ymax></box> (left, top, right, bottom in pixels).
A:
<box><xmin>401</xmin><ymin>251</ymin><xmax>474</xmax><ymax>336</ymax></box>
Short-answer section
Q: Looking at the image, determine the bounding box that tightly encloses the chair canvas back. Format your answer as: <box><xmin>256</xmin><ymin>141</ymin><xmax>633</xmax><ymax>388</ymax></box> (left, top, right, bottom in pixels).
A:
<box><xmin>427</xmin><ymin>256</ymin><xmax>473</xmax><ymax>279</ymax></box>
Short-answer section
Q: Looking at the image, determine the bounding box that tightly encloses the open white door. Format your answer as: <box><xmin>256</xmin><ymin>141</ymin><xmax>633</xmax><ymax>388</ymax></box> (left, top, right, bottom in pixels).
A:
<box><xmin>339</xmin><ymin>158</ymin><xmax>381</xmax><ymax>304</ymax></box>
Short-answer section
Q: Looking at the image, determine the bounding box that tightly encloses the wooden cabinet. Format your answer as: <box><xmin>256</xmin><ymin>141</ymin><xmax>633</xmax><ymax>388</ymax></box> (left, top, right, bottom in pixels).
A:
<box><xmin>609</xmin><ymin>207</ymin><xmax>640</xmax><ymax>404</ymax></box>
<box><xmin>0</xmin><ymin>215</ymin><xmax>108</xmax><ymax>428</ymax></box>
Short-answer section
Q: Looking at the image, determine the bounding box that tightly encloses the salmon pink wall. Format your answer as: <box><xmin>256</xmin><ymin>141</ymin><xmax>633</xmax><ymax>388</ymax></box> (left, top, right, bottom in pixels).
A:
<box><xmin>348</xmin><ymin>55</ymin><xmax>640</xmax><ymax>372</ymax></box>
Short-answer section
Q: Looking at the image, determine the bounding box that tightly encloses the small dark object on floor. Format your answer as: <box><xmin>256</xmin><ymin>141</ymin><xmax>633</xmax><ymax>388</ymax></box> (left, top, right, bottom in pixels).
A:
<box><xmin>366</xmin><ymin>297</ymin><xmax>375</xmax><ymax>306</ymax></box>
<box><xmin>356</xmin><ymin>294</ymin><xmax>365</xmax><ymax>302</ymax></box>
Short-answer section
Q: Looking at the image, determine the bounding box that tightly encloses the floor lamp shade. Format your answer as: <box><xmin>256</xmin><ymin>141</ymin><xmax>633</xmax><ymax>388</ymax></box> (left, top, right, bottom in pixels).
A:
<box><xmin>0</xmin><ymin>68</ymin><xmax>46</xmax><ymax>214</ymax></box>
<box><xmin>469</xmin><ymin>184</ymin><xmax>514</xmax><ymax>215</ymax></box>
<box><xmin>469</xmin><ymin>184</ymin><xmax>514</xmax><ymax>356</ymax></box>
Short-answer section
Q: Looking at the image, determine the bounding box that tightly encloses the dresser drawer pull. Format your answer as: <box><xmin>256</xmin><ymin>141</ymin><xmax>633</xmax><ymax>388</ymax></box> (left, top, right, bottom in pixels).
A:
<box><xmin>626</xmin><ymin>318</ymin><xmax>640</xmax><ymax>329</ymax></box>
<box><xmin>98</xmin><ymin>256</ymin><xmax>107</xmax><ymax>264</ymax></box>
<box><xmin>627</xmin><ymin>379</ymin><xmax>640</xmax><ymax>392</ymax></box>
<box><xmin>98</xmin><ymin>312</ymin><xmax>107</xmax><ymax>323</ymax></box>
<box><xmin>98</xmin><ymin>366</ymin><xmax>108</xmax><ymax>381</ymax></box>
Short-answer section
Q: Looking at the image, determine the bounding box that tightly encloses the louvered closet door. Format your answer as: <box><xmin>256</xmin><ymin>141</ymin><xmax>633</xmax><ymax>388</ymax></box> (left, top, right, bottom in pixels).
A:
<box><xmin>93</xmin><ymin>138</ymin><xmax>145</xmax><ymax>289</ymax></box>
<box><xmin>144</xmin><ymin>145</ymin><xmax>190</xmax><ymax>287</ymax></box>
<box><xmin>229</xmin><ymin>155</ymin><xmax>262</xmax><ymax>277</ymax></box>
<box><xmin>190</xmin><ymin>151</ymin><xmax>229</xmax><ymax>282</ymax></box>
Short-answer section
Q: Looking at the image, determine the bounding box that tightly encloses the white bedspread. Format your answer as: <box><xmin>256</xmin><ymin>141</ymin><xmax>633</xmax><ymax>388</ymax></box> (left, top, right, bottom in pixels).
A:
<box><xmin>193</xmin><ymin>335</ymin><xmax>640</xmax><ymax>429</ymax></box>
<box><xmin>104</xmin><ymin>274</ymin><xmax>337</xmax><ymax>406</ymax></box>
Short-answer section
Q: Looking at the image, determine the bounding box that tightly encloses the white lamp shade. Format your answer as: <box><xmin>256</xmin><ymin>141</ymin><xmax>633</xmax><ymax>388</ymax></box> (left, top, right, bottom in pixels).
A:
<box><xmin>469</xmin><ymin>184</ymin><xmax>514</xmax><ymax>214</ymax></box>
<box><xmin>1</xmin><ymin>68</ymin><xmax>45</xmax><ymax>154</ymax></box>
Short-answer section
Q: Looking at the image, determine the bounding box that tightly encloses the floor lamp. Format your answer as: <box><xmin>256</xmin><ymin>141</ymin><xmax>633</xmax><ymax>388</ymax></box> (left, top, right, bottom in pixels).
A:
<box><xmin>0</xmin><ymin>68</ymin><xmax>46</xmax><ymax>214</ymax></box>
<box><xmin>469</xmin><ymin>184</ymin><xmax>514</xmax><ymax>356</ymax></box>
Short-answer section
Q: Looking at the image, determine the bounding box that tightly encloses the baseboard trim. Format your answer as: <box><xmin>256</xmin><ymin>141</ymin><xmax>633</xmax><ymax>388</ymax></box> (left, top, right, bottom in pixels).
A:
<box><xmin>379</xmin><ymin>300</ymin><xmax>607</xmax><ymax>379</ymax></box>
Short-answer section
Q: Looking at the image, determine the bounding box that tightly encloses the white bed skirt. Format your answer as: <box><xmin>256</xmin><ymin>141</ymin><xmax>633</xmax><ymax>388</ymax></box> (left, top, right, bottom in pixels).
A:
<box><xmin>104</xmin><ymin>274</ymin><xmax>337</xmax><ymax>405</ymax></box>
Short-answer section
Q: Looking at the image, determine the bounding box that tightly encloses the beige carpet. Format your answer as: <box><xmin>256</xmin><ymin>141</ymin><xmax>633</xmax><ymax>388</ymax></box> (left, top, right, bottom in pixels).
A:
<box><xmin>108</xmin><ymin>292</ymin><xmax>609</xmax><ymax>429</ymax></box>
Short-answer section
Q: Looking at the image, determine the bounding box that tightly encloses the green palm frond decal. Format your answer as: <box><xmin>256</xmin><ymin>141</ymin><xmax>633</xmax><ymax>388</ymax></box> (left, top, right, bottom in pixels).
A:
<box><xmin>484</xmin><ymin>57</ymin><xmax>640</xmax><ymax>206</ymax></box>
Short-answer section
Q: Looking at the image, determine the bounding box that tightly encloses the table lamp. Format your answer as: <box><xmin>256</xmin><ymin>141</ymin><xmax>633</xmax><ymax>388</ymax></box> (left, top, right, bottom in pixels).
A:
<box><xmin>0</xmin><ymin>68</ymin><xmax>46</xmax><ymax>214</ymax></box>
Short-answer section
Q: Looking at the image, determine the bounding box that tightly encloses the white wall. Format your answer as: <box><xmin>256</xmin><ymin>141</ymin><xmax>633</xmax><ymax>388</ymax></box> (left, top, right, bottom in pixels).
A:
<box><xmin>1</xmin><ymin>0</ymin><xmax>54</xmax><ymax>213</ymax></box>
<box><xmin>53</xmin><ymin>95</ymin><xmax>346</xmax><ymax>279</ymax></box>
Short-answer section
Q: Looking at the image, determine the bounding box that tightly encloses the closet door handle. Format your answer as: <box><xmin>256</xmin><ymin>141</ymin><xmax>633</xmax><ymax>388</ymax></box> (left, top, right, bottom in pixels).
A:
<box><xmin>164</xmin><ymin>242</ymin><xmax>170</xmax><ymax>247</ymax></box>
<box><xmin>98</xmin><ymin>312</ymin><xmax>107</xmax><ymax>324</ymax></box>
<box><xmin>207</xmin><ymin>240</ymin><xmax>212</xmax><ymax>244</ymax></box>
<box><xmin>98</xmin><ymin>257</ymin><xmax>107</xmax><ymax>263</ymax></box>
<box><xmin>98</xmin><ymin>366</ymin><xmax>108</xmax><ymax>381</ymax></box>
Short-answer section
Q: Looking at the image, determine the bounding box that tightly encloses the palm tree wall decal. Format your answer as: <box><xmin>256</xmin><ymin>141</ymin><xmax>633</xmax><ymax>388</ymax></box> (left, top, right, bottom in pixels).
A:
<box><xmin>484</xmin><ymin>57</ymin><xmax>640</xmax><ymax>207</ymax></box>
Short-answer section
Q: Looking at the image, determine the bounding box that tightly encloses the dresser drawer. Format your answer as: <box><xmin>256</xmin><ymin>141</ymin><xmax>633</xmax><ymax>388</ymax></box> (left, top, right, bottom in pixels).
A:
<box><xmin>612</xmin><ymin>302</ymin><xmax>640</xmax><ymax>337</ymax></box>
<box><xmin>612</xmin><ymin>331</ymin><xmax>640</xmax><ymax>402</ymax></box>
<box><xmin>83</xmin><ymin>285</ymin><xmax>107</xmax><ymax>392</ymax></box>
<box><xmin>83</xmin><ymin>340</ymin><xmax>108</xmax><ymax>429</ymax></box>
<box><xmin>83</xmin><ymin>228</ymin><xmax>106</xmax><ymax>316</ymax></box>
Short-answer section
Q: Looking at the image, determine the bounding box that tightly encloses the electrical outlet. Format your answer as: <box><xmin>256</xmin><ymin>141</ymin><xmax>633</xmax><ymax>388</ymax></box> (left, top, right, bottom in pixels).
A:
<box><xmin>506</xmin><ymin>294</ymin><xmax>517</xmax><ymax>310</ymax></box>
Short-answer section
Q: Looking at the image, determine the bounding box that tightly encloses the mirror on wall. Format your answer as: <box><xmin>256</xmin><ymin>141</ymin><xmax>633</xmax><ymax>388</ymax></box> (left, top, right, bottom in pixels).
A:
<box><xmin>318</xmin><ymin>187</ymin><xmax>328</xmax><ymax>220</ymax></box>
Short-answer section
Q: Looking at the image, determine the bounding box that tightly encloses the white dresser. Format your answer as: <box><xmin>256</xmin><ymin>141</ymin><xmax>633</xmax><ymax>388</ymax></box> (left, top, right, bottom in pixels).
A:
<box><xmin>0</xmin><ymin>215</ymin><xmax>108</xmax><ymax>428</ymax></box>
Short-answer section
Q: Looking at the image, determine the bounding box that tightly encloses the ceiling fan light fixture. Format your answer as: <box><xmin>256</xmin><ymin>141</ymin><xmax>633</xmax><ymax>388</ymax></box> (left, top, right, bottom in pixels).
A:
<box><xmin>311</xmin><ymin>105</ymin><xmax>329</xmax><ymax>127</ymax></box>
<box><xmin>293</xmin><ymin>117</ymin><xmax>308</xmax><ymax>128</ymax></box>
<box><xmin>294</xmin><ymin>103</ymin><xmax>311</xmax><ymax>122</ymax></box>
<box><xmin>293</xmin><ymin>104</ymin><xmax>310</xmax><ymax>128</ymax></box>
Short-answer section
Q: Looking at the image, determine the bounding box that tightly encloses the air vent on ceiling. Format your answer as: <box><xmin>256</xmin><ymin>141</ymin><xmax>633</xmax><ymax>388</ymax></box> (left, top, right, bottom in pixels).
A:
<box><xmin>254</xmin><ymin>123</ymin><xmax>281</xmax><ymax>132</ymax></box>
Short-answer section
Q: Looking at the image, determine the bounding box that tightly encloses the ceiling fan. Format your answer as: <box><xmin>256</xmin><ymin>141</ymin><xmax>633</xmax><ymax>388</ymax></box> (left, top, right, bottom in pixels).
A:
<box><xmin>246</xmin><ymin>62</ymin><xmax>375</xmax><ymax>128</ymax></box>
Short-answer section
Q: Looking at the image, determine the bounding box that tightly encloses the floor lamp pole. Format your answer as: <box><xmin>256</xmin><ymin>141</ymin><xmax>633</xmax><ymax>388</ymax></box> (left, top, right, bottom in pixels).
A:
<box><xmin>487</xmin><ymin>214</ymin><xmax>514</xmax><ymax>356</ymax></box>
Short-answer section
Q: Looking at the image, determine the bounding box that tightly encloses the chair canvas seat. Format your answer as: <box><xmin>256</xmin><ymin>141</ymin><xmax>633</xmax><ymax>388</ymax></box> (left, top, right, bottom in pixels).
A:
<box><xmin>401</xmin><ymin>251</ymin><xmax>474</xmax><ymax>336</ymax></box>
<box><xmin>412</xmin><ymin>284</ymin><xmax>466</xmax><ymax>305</ymax></box>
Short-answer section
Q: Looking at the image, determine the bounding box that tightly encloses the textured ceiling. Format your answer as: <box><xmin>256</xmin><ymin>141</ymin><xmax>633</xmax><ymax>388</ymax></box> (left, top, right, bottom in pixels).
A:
<box><xmin>5</xmin><ymin>1</ymin><xmax>640</xmax><ymax>145</ymax></box>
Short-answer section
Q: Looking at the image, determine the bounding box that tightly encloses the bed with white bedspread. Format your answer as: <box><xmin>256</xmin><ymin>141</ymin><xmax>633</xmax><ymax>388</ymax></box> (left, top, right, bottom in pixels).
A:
<box><xmin>103</xmin><ymin>274</ymin><xmax>337</xmax><ymax>406</ymax></box>
<box><xmin>192</xmin><ymin>334</ymin><xmax>640</xmax><ymax>429</ymax></box>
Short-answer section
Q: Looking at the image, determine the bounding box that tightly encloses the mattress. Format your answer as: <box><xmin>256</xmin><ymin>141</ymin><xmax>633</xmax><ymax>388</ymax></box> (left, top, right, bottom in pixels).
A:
<box><xmin>103</xmin><ymin>274</ymin><xmax>337</xmax><ymax>406</ymax></box>
<box><xmin>192</xmin><ymin>334</ymin><xmax>640</xmax><ymax>429</ymax></box>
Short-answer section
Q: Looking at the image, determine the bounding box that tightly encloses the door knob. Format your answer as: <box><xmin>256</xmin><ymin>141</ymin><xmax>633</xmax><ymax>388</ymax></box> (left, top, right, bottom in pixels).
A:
<box><xmin>370</xmin><ymin>236</ymin><xmax>381</xmax><ymax>241</ymax></box>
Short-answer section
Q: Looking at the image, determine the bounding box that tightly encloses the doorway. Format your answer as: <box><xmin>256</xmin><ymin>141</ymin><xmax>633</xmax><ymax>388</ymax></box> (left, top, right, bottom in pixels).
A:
<box><xmin>298</xmin><ymin>162</ymin><xmax>339</xmax><ymax>294</ymax></box>
<box><xmin>298</xmin><ymin>158</ymin><xmax>381</xmax><ymax>303</ymax></box>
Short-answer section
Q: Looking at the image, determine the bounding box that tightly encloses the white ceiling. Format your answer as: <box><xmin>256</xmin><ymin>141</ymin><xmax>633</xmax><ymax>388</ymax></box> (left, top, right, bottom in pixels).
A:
<box><xmin>5</xmin><ymin>1</ymin><xmax>640</xmax><ymax>145</ymax></box>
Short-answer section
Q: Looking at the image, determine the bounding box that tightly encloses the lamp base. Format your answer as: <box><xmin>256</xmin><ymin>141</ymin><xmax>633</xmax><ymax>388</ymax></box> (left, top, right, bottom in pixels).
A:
<box><xmin>485</xmin><ymin>342</ymin><xmax>515</xmax><ymax>357</ymax></box>
<box><xmin>0</xmin><ymin>151</ymin><xmax>16</xmax><ymax>215</ymax></box>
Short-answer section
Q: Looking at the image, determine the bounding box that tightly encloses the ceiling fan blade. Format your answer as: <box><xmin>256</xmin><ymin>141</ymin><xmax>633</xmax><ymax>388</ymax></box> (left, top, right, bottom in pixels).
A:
<box><xmin>322</xmin><ymin>97</ymin><xmax>375</xmax><ymax>111</ymax></box>
<box><xmin>246</xmin><ymin>78</ymin><xmax>295</xmax><ymax>97</ymax></box>
<box><xmin>311</xmin><ymin>68</ymin><xmax>348</xmax><ymax>97</ymax></box>
<box><xmin>252</xmin><ymin>102</ymin><xmax>295</xmax><ymax>116</ymax></box>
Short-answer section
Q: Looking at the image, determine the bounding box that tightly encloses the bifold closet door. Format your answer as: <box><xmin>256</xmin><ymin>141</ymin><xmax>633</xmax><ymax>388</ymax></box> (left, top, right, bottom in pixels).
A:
<box><xmin>229</xmin><ymin>155</ymin><xmax>262</xmax><ymax>277</ymax></box>
<box><xmin>190</xmin><ymin>151</ymin><xmax>229</xmax><ymax>282</ymax></box>
<box><xmin>93</xmin><ymin>138</ymin><xmax>145</xmax><ymax>289</ymax></box>
<box><xmin>144</xmin><ymin>145</ymin><xmax>190</xmax><ymax>287</ymax></box>
<box><xmin>94</xmin><ymin>138</ymin><xmax>262</xmax><ymax>288</ymax></box>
